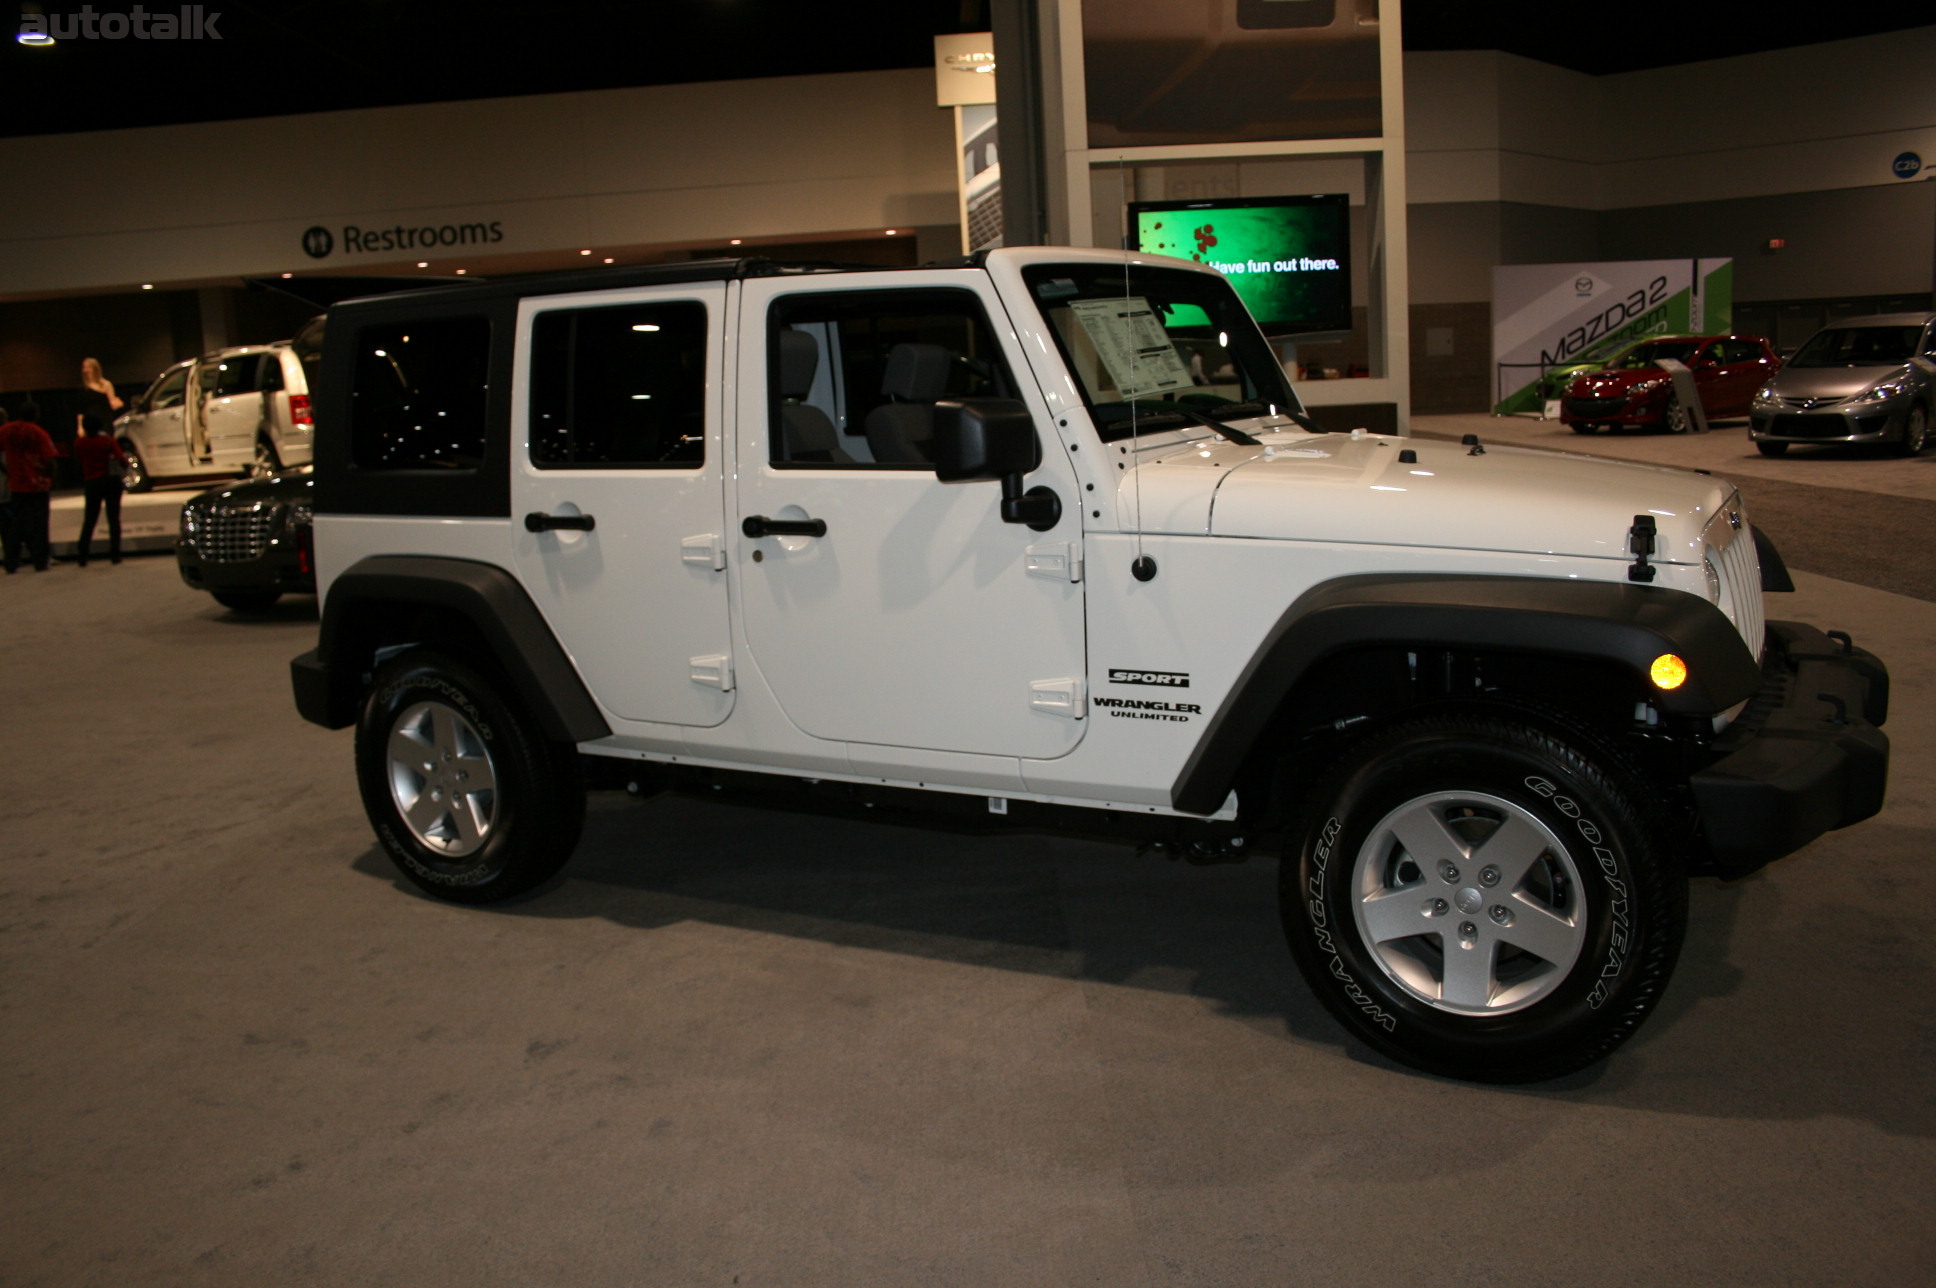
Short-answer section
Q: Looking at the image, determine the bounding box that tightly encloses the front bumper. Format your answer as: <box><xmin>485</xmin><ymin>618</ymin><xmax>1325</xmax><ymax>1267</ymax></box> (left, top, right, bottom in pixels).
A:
<box><xmin>1688</xmin><ymin>620</ymin><xmax>1889</xmax><ymax>874</ymax></box>
<box><xmin>1560</xmin><ymin>391</ymin><xmax>1668</xmax><ymax>427</ymax></box>
<box><xmin>177</xmin><ymin>539</ymin><xmax>316</xmax><ymax>597</ymax></box>
<box><xmin>1749</xmin><ymin>402</ymin><xmax>1908</xmax><ymax>444</ymax></box>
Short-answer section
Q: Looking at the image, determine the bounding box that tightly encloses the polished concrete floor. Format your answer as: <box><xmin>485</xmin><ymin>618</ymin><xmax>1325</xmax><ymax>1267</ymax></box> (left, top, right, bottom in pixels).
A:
<box><xmin>3</xmin><ymin>423</ymin><xmax>1931</xmax><ymax>1286</ymax></box>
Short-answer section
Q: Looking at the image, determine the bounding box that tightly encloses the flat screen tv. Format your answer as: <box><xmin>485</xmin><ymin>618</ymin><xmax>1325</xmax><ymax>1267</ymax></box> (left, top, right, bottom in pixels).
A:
<box><xmin>1129</xmin><ymin>194</ymin><xmax>1351</xmax><ymax>337</ymax></box>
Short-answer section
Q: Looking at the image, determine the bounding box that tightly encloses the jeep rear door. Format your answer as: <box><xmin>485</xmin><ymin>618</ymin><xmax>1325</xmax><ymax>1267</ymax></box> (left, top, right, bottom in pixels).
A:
<box><xmin>732</xmin><ymin>271</ymin><xmax>1087</xmax><ymax>760</ymax></box>
<box><xmin>510</xmin><ymin>284</ymin><xmax>735</xmax><ymax>728</ymax></box>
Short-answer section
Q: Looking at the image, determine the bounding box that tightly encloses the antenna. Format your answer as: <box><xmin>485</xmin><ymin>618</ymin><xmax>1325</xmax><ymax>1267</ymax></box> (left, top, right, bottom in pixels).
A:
<box><xmin>1121</xmin><ymin>155</ymin><xmax>1153</xmax><ymax>581</ymax></box>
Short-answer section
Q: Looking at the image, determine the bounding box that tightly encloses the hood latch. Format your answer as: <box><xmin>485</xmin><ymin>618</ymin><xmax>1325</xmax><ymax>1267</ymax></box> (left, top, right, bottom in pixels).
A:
<box><xmin>1627</xmin><ymin>514</ymin><xmax>1658</xmax><ymax>583</ymax></box>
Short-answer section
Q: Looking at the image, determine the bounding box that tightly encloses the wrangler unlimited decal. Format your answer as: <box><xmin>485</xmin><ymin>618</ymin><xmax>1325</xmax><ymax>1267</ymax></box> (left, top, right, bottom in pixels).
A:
<box><xmin>1093</xmin><ymin>696</ymin><xmax>1201</xmax><ymax>722</ymax></box>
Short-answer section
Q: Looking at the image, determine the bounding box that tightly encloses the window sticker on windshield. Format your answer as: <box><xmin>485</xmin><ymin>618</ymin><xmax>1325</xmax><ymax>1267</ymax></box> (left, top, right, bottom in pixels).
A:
<box><xmin>1068</xmin><ymin>297</ymin><xmax>1195</xmax><ymax>400</ymax></box>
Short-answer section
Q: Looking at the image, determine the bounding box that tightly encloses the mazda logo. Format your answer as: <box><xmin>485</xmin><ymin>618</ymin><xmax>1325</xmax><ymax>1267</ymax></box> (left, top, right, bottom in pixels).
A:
<box><xmin>301</xmin><ymin>226</ymin><xmax>334</xmax><ymax>259</ymax></box>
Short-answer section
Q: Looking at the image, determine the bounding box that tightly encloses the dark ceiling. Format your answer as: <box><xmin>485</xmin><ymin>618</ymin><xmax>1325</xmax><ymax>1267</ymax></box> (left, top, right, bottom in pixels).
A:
<box><xmin>2</xmin><ymin>1</ymin><xmax>1931</xmax><ymax>139</ymax></box>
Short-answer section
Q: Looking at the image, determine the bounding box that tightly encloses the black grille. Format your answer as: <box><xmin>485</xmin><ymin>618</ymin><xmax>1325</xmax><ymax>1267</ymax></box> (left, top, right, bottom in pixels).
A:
<box><xmin>1766</xmin><ymin>414</ymin><xmax>1854</xmax><ymax>438</ymax></box>
<box><xmin>199</xmin><ymin>508</ymin><xmax>275</xmax><ymax>562</ymax></box>
<box><xmin>1564</xmin><ymin>397</ymin><xmax>1627</xmax><ymax>418</ymax></box>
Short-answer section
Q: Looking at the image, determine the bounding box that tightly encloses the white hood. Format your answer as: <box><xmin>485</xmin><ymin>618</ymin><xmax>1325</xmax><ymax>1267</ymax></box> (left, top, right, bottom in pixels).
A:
<box><xmin>1117</xmin><ymin>430</ymin><xmax>1735</xmax><ymax>566</ymax></box>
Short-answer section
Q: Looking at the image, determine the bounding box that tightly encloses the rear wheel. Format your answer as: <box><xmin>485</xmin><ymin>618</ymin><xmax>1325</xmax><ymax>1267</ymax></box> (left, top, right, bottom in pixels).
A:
<box><xmin>1756</xmin><ymin>440</ymin><xmax>1790</xmax><ymax>457</ymax></box>
<box><xmin>251</xmin><ymin>436</ymin><xmax>282</xmax><ymax>478</ymax></box>
<box><xmin>355</xmin><ymin>650</ymin><xmax>584</xmax><ymax>904</ymax></box>
<box><xmin>1282</xmin><ymin>708</ymin><xmax>1686</xmax><ymax>1083</ymax></box>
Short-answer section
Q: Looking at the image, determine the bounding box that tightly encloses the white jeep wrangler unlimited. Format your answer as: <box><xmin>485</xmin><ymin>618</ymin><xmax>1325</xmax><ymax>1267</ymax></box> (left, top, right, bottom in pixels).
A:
<box><xmin>292</xmin><ymin>248</ymin><xmax>1889</xmax><ymax>1082</ymax></box>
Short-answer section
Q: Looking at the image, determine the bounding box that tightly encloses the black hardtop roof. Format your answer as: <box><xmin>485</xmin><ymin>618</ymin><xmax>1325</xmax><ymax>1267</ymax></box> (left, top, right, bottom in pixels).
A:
<box><xmin>322</xmin><ymin>255</ymin><xmax>984</xmax><ymax>316</ymax></box>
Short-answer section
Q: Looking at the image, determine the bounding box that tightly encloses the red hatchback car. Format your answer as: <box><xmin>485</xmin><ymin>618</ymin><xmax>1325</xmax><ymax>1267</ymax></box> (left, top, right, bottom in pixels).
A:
<box><xmin>1560</xmin><ymin>334</ymin><xmax>1779</xmax><ymax>434</ymax></box>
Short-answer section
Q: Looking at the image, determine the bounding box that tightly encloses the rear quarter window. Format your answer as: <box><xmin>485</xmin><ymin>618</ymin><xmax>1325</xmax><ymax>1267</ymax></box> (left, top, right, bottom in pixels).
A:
<box><xmin>349</xmin><ymin>317</ymin><xmax>491</xmax><ymax>471</ymax></box>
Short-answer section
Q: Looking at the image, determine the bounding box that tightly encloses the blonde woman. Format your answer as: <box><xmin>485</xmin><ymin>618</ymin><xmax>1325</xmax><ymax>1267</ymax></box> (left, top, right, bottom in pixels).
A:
<box><xmin>79</xmin><ymin>357</ymin><xmax>124</xmax><ymax>437</ymax></box>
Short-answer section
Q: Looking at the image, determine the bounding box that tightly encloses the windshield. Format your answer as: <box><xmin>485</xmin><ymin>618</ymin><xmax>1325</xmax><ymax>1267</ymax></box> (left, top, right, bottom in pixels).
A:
<box><xmin>1021</xmin><ymin>262</ymin><xmax>1300</xmax><ymax>442</ymax></box>
<box><xmin>1610</xmin><ymin>340</ymin><xmax>1700</xmax><ymax>369</ymax></box>
<box><xmin>1790</xmin><ymin>325</ymin><xmax>1921</xmax><ymax>368</ymax></box>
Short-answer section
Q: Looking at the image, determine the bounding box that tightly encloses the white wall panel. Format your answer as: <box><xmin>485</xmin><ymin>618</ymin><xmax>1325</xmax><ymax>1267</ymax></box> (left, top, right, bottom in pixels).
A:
<box><xmin>0</xmin><ymin>69</ymin><xmax>955</xmax><ymax>296</ymax></box>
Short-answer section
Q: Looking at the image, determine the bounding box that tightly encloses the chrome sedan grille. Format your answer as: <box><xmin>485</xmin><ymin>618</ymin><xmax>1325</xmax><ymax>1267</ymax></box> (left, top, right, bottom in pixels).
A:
<box><xmin>199</xmin><ymin>507</ymin><xmax>275</xmax><ymax>562</ymax></box>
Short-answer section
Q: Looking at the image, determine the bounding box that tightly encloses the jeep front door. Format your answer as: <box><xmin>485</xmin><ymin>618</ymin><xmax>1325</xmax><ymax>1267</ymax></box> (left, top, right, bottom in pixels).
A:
<box><xmin>733</xmin><ymin>273</ymin><xmax>1087</xmax><ymax>760</ymax></box>
<box><xmin>510</xmin><ymin>286</ymin><xmax>734</xmax><ymax>728</ymax></box>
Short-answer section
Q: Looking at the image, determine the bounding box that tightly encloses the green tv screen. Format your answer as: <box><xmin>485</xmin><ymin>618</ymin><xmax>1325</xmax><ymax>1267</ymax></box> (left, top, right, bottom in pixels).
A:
<box><xmin>1130</xmin><ymin>195</ymin><xmax>1351</xmax><ymax>336</ymax></box>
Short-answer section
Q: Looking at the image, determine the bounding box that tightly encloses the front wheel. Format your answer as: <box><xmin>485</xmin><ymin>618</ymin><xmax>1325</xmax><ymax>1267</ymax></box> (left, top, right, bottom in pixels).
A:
<box><xmin>1895</xmin><ymin>404</ymin><xmax>1929</xmax><ymax>457</ymax></box>
<box><xmin>1756</xmin><ymin>440</ymin><xmax>1790</xmax><ymax>457</ymax></box>
<box><xmin>1663</xmin><ymin>393</ymin><xmax>1692</xmax><ymax>434</ymax></box>
<box><xmin>119</xmin><ymin>440</ymin><xmax>151</xmax><ymax>492</ymax></box>
<box><xmin>1282</xmin><ymin>708</ymin><xmax>1685</xmax><ymax>1083</ymax></box>
<box><xmin>355</xmin><ymin>650</ymin><xmax>585</xmax><ymax>904</ymax></box>
<box><xmin>1569</xmin><ymin>422</ymin><xmax>1599</xmax><ymax>435</ymax></box>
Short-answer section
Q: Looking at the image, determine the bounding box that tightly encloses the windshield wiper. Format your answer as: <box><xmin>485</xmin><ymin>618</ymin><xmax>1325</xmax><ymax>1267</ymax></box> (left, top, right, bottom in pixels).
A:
<box><xmin>1153</xmin><ymin>404</ymin><xmax>1261</xmax><ymax>446</ymax></box>
<box><xmin>1117</xmin><ymin>401</ymin><xmax>1328</xmax><ymax>445</ymax></box>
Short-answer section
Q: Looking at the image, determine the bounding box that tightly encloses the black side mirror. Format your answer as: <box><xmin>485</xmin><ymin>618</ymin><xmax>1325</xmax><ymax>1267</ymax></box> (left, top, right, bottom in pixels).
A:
<box><xmin>931</xmin><ymin>398</ymin><xmax>1060</xmax><ymax>532</ymax></box>
<box><xmin>932</xmin><ymin>398</ymin><xmax>1038</xmax><ymax>482</ymax></box>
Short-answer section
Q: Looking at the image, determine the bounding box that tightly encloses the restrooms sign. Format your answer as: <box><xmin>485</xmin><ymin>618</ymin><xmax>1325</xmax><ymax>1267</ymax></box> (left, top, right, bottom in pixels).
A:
<box><xmin>1491</xmin><ymin>258</ymin><xmax>1733</xmax><ymax>413</ymax></box>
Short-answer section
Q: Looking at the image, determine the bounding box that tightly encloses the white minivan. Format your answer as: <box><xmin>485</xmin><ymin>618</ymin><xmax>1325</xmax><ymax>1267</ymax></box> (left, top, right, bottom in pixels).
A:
<box><xmin>114</xmin><ymin>328</ymin><xmax>317</xmax><ymax>490</ymax></box>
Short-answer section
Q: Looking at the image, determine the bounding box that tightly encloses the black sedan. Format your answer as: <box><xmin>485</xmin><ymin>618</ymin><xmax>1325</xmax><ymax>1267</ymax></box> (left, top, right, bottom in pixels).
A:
<box><xmin>176</xmin><ymin>469</ymin><xmax>314</xmax><ymax>611</ymax></box>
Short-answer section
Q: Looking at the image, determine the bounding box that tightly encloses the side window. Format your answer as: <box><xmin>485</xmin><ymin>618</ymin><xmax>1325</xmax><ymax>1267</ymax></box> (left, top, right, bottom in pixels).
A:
<box><xmin>204</xmin><ymin>356</ymin><xmax>260</xmax><ymax>397</ymax></box>
<box><xmin>350</xmin><ymin>317</ymin><xmax>491</xmax><ymax>471</ymax></box>
<box><xmin>148</xmin><ymin>366</ymin><xmax>189</xmax><ymax>411</ymax></box>
<box><xmin>258</xmin><ymin>352</ymin><xmax>285</xmax><ymax>393</ymax></box>
<box><xmin>768</xmin><ymin>289</ymin><xmax>1016</xmax><ymax>468</ymax></box>
<box><xmin>528</xmin><ymin>301</ymin><xmax>707</xmax><ymax>468</ymax></box>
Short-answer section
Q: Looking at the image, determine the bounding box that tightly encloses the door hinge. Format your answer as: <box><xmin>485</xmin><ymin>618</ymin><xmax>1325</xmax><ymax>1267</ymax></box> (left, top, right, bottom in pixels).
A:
<box><xmin>1025</xmin><ymin>541</ymin><xmax>1083</xmax><ymax>583</ymax></box>
<box><xmin>689</xmin><ymin>654</ymin><xmax>734</xmax><ymax>691</ymax></box>
<box><xmin>1029</xmin><ymin>676</ymin><xmax>1086</xmax><ymax>718</ymax></box>
<box><xmin>681</xmin><ymin>532</ymin><xmax>727</xmax><ymax>572</ymax></box>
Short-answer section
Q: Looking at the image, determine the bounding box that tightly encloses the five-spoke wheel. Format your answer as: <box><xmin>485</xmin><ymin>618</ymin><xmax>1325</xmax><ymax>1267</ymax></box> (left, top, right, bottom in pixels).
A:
<box><xmin>355</xmin><ymin>650</ymin><xmax>584</xmax><ymax>903</ymax></box>
<box><xmin>385</xmin><ymin>700</ymin><xmax>500</xmax><ymax>857</ymax></box>
<box><xmin>1283</xmin><ymin>708</ymin><xmax>1684</xmax><ymax>1082</ymax></box>
<box><xmin>1350</xmin><ymin>791</ymin><xmax>1586</xmax><ymax>1016</ymax></box>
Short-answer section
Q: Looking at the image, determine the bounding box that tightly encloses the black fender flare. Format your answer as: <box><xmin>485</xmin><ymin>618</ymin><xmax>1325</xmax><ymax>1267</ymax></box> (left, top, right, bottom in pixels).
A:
<box><xmin>291</xmin><ymin>555</ymin><xmax>610</xmax><ymax>744</ymax></box>
<box><xmin>1170</xmin><ymin>573</ymin><xmax>1761</xmax><ymax>816</ymax></box>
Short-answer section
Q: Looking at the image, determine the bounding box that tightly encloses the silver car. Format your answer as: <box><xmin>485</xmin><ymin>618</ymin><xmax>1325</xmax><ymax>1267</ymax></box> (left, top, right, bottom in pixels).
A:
<box><xmin>113</xmin><ymin>329</ymin><xmax>317</xmax><ymax>491</ymax></box>
<box><xmin>1748</xmin><ymin>312</ymin><xmax>1936</xmax><ymax>457</ymax></box>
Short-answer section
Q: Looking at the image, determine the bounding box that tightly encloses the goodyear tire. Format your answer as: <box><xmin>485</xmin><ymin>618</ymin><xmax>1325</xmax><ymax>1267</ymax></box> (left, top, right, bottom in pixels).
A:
<box><xmin>1282</xmin><ymin>708</ymin><xmax>1685</xmax><ymax>1083</ymax></box>
<box><xmin>355</xmin><ymin>649</ymin><xmax>584</xmax><ymax>904</ymax></box>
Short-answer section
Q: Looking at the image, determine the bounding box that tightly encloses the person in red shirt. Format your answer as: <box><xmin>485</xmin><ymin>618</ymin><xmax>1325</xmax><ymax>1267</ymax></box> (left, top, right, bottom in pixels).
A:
<box><xmin>0</xmin><ymin>400</ymin><xmax>61</xmax><ymax>573</ymax></box>
<box><xmin>72</xmin><ymin>413</ymin><xmax>130</xmax><ymax>566</ymax></box>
